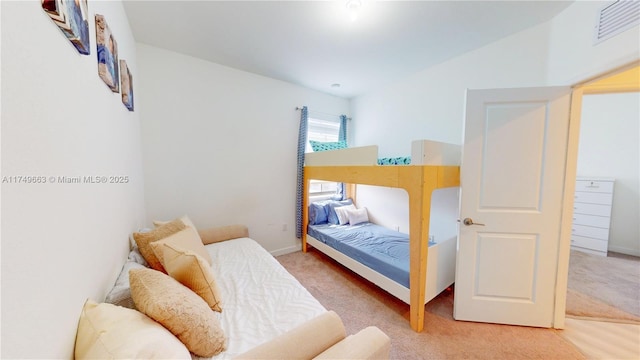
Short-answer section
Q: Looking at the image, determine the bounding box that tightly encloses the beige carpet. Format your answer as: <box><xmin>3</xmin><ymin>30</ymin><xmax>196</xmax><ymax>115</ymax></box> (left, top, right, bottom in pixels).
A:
<box><xmin>277</xmin><ymin>249</ymin><xmax>585</xmax><ymax>360</ymax></box>
<box><xmin>566</xmin><ymin>250</ymin><xmax>640</xmax><ymax>323</ymax></box>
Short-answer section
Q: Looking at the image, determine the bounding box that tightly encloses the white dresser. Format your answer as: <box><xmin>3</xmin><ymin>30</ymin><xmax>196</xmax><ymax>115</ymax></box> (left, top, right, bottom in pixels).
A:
<box><xmin>571</xmin><ymin>177</ymin><xmax>615</xmax><ymax>256</ymax></box>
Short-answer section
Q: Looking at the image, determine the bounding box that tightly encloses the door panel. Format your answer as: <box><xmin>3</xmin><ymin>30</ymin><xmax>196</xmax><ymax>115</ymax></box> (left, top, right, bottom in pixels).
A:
<box><xmin>475</xmin><ymin>233</ymin><xmax>538</xmax><ymax>300</ymax></box>
<box><xmin>454</xmin><ymin>86</ymin><xmax>571</xmax><ymax>327</ymax></box>
<box><xmin>481</xmin><ymin>103</ymin><xmax>546</xmax><ymax>210</ymax></box>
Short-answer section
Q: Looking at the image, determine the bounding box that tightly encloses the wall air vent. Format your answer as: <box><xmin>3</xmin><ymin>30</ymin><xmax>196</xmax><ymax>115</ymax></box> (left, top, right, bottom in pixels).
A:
<box><xmin>594</xmin><ymin>0</ymin><xmax>640</xmax><ymax>45</ymax></box>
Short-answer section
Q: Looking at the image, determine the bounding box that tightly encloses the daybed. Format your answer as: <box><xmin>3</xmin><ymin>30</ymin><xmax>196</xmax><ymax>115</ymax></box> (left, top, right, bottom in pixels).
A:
<box><xmin>302</xmin><ymin>141</ymin><xmax>460</xmax><ymax>332</ymax></box>
<box><xmin>74</xmin><ymin>218</ymin><xmax>390</xmax><ymax>359</ymax></box>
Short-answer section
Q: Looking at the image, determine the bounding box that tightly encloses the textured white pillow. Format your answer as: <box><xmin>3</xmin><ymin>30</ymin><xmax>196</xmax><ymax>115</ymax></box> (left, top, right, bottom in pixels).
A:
<box><xmin>74</xmin><ymin>300</ymin><xmax>190</xmax><ymax>359</ymax></box>
<box><xmin>334</xmin><ymin>205</ymin><xmax>356</xmax><ymax>225</ymax></box>
<box><xmin>104</xmin><ymin>260</ymin><xmax>147</xmax><ymax>309</ymax></box>
<box><xmin>346</xmin><ymin>207</ymin><xmax>369</xmax><ymax>225</ymax></box>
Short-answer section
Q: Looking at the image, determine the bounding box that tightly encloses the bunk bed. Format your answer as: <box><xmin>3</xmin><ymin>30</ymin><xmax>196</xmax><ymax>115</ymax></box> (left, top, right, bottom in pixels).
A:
<box><xmin>301</xmin><ymin>142</ymin><xmax>460</xmax><ymax>332</ymax></box>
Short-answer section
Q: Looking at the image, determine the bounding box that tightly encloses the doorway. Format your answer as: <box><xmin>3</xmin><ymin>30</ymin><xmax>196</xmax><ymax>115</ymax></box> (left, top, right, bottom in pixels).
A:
<box><xmin>555</xmin><ymin>62</ymin><xmax>640</xmax><ymax>327</ymax></box>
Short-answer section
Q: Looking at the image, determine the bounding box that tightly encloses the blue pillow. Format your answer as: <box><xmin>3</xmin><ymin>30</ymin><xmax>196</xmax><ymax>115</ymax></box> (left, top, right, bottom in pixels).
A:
<box><xmin>327</xmin><ymin>199</ymin><xmax>353</xmax><ymax>225</ymax></box>
<box><xmin>309</xmin><ymin>140</ymin><xmax>347</xmax><ymax>152</ymax></box>
<box><xmin>308</xmin><ymin>201</ymin><xmax>330</xmax><ymax>225</ymax></box>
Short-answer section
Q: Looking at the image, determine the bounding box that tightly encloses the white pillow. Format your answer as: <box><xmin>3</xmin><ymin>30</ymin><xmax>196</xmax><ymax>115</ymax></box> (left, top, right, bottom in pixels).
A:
<box><xmin>346</xmin><ymin>207</ymin><xmax>369</xmax><ymax>225</ymax></box>
<box><xmin>334</xmin><ymin>204</ymin><xmax>356</xmax><ymax>225</ymax></box>
<box><xmin>104</xmin><ymin>260</ymin><xmax>147</xmax><ymax>309</ymax></box>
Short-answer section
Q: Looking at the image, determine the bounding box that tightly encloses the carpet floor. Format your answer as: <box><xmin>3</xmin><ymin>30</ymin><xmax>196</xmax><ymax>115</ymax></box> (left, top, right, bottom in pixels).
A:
<box><xmin>566</xmin><ymin>250</ymin><xmax>640</xmax><ymax>323</ymax></box>
<box><xmin>277</xmin><ymin>248</ymin><xmax>586</xmax><ymax>360</ymax></box>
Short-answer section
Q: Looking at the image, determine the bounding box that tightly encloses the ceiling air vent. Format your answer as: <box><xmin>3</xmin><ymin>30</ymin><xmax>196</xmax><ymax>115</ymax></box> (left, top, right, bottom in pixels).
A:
<box><xmin>594</xmin><ymin>0</ymin><xmax>640</xmax><ymax>45</ymax></box>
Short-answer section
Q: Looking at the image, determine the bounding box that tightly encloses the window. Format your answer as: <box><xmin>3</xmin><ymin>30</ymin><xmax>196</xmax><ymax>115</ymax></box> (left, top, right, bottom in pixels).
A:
<box><xmin>306</xmin><ymin>117</ymin><xmax>340</xmax><ymax>152</ymax></box>
<box><xmin>307</xmin><ymin>117</ymin><xmax>341</xmax><ymax>198</ymax></box>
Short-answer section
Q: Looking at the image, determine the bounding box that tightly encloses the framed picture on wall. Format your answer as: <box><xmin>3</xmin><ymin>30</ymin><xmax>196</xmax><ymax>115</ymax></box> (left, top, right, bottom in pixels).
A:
<box><xmin>95</xmin><ymin>14</ymin><xmax>119</xmax><ymax>92</ymax></box>
<box><xmin>41</xmin><ymin>0</ymin><xmax>90</xmax><ymax>55</ymax></box>
<box><xmin>120</xmin><ymin>60</ymin><xmax>134</xmax><ymax>111</ymax></box>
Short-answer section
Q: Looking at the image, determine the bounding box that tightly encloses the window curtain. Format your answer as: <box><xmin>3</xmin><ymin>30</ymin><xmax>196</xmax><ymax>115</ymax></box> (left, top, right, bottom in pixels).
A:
<box><xmin>295</xmin><ymin>106</ymin><xmax>309</xmax><ymax>239</ymax></box>
<box><xmin>339</xmin><ymin>114</ymin><xmax>347</xmax><ymax>143</ymax></box>
<box><xmin>337</xmin><ymin>114</ymin><xmax>348</xmax><ymax>200</ymax></box>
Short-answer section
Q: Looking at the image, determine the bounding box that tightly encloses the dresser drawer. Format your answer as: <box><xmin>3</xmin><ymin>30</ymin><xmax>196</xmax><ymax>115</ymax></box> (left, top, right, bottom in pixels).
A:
<box><xmin>575</xmin><ymin>180</ymin><xmax>614</xmax><ymax>194</ymax></box>
<box><xmin>574</xmin><ymin>191</ymin><xmax>613</xmax><ymax>205</ymax></box>
<box><xmin>571</xmin><ymin>235</ymin><xmax>608</xmax><ymax>252</ymax></box>
<box><xmin>573</xmin><ymin>202</ymin><xmax>612</xmax><ymax>217</ymax></box>
<box><xmin>571</xmin><ymin>224</ymin><xmax>610</xmax><ymax>240</ymax></box>
<box><xmin>572</xmin><ymin>213</ymin><xmax>611</xmax><ymax>229</ymax></box>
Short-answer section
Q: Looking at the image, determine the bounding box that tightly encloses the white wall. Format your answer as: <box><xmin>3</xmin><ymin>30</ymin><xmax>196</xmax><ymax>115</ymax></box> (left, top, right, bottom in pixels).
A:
<box><xmin>546</xmin><ymin>1</ymin><xmax>640</xmax><ymax>85</ymax></box>
<box><xmin>350</xmin><ymin>20</ymin><xmax>551</xmax><ymax>154</ymax></box>
<box><xmin>350</xmin><ymin>1</ymin><xmax>639</xmax><ymax>231</ymax></box>
<box><xmin>137</xmin><ymin>44</ymin><xmax>349</xmax><ymax>255</ymax></box>
<box><xmin>355</xmin><ymin>185</ymin><xmax>459</xmax><ymax>246</ymax></box>
<box><xmin>578</xmin><ymin>93</ymin><xmax>640</xmax><ymax>256</ymax></box>
<box><xmin>349</xmin><ymin>12</ymin><xmax>551</xmax><ymax>226</ymax></box>
<box><xmin>1</xmin><ymin>1</ymin><xmax>145</xmax><ymax>358</ymax></box>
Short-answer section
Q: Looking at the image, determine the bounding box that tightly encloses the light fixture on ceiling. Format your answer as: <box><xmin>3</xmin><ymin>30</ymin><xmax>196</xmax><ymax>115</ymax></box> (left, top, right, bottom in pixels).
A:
<box><xmin>331</xmin><ymin>83</ymin><xmax>341</xmax><ymax>88</ymax></box>
<box><xmin>346</xmin><ymin>0</ymin><xmax>362</xmax><ymax>22</ymax></box>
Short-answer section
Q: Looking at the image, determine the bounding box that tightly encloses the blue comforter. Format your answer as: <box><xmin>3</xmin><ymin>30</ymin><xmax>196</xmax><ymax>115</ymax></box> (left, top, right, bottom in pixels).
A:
<box><xmin>308</xmin><ymin>223</ymin><xmax>434</xmax><ymax>288</ymax></box>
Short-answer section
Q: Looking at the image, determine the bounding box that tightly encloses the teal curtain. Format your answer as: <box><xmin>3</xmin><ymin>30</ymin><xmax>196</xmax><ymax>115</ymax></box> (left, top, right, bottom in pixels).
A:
<box><xmin>339</xmin><ymin>115</ymin><xmax>347</xmax><ymax>142</ymax></box>
<box><xmin>337</xmin><ymin>114</ymin><xmax>348</xmax><ymax>200</ymax></box>
<box><xmin>295</xmin><ymin>106</ymin><xmax>308</xmax><ymax>239</ymax></box>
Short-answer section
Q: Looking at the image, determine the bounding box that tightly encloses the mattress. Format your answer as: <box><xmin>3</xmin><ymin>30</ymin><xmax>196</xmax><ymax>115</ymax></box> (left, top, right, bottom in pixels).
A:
<box><xmin>308</xmin><ymin>223</ymin><xmax>435</xmax><ymax>288</ymax></box>
<box><xmin>199</xmin><ymin>238</ymin><xmax>326</xmax><ymax>360</ymax></box>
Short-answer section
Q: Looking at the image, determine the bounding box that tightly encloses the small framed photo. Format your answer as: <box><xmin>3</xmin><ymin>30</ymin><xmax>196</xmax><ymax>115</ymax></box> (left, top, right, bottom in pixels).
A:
<box><xmin>41</xmin><ymin>0</ymin><xmax>90</xmax><ymax>55</ymax></box>
<box><xmin>95</xmin><ymin>14</ymin><xmax>119</xmax><ymax>92</ymax></box>
<box><xmin>120</xmin><ymin>60</ymin><xmax>134</xmax><ymax>111</ymax></box>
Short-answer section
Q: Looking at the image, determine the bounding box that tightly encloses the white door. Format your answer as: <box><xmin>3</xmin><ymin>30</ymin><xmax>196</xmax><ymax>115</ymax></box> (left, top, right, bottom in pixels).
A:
<box><xmin>454</xmin><ymin>86</ymin><xmax>572</xmax><ymax>327</ymax></box>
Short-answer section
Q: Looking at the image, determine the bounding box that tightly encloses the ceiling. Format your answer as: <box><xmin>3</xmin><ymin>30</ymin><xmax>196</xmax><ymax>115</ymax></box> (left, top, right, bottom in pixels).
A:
<box><xmin>123</xmin><ymin>1</ymin><xmax>574</xmax><ymax>99</ymax></box>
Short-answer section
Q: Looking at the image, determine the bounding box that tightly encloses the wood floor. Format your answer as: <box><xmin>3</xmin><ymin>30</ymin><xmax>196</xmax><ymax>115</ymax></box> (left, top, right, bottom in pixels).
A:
<box><xmin>562</xmin><ymin>318</ymin><xmax>640</xmax><ymax>359</ymax></box>
<box><xmin>562</xmin><ymin>251</ymin><xmax>640</xmax><ymax>359</ymax></box>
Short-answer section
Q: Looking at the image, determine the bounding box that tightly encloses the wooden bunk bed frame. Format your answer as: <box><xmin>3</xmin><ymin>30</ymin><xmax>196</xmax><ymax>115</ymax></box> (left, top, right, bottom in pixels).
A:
<box><xmin>301</xmin><ymin>145</ymin><xmax>460</xmax><ymax>332</ymax></box>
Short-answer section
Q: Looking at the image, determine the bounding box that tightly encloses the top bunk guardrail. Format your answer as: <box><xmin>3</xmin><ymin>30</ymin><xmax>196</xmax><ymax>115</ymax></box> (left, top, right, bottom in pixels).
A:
<box><xmin>304</xmin><ymin>140</ymin><xmax>462</xmax><ymax>167</ymax></box>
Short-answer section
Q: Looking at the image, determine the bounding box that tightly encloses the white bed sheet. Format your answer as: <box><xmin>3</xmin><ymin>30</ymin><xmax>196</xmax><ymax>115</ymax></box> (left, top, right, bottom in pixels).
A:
<box><xmin>196</xmin><ymin>238</ymin><xmax>326</xmax><ymax>360</ymax></box>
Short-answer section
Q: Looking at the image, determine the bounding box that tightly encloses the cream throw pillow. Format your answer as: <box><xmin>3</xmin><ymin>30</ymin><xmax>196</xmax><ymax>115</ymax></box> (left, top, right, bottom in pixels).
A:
<box><xmin>132</xmin><ymin>219</ymin><xmax>186</xmax><ymax>272</ymax></box>
<box><xmin>74</xmin><ymin>299</ymin><xmax>190</xmax><ymax>359</ymax></box>
<box><xmin>154</xmin><ymin>226</ymin><xmax>212</xmax><ymax>265</ymax></box>
<box><xmin>129</xmin><ymin>268</ymin><xmax>227</xmax><ymax>357</ymax></box>
<box><xmin>334</xmin><ymin>204</ymin><xmax>356</xmax><ymax>225</ymax></box>
<box><xmin>150</xmin><ymin>241</ymin><xmax>223</xmax><ymax>312</ymax></box>
<box><xmin>346</xmin><ymin>207</ymin><xmax>369</xmax><ymax>225</ymax></box>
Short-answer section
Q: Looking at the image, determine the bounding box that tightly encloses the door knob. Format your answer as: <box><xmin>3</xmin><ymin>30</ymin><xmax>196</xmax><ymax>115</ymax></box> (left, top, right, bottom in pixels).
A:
<box><xmin>459</xmin><ymin>218</ymin><xmax>485</xmax><ymax>226</ymax></box>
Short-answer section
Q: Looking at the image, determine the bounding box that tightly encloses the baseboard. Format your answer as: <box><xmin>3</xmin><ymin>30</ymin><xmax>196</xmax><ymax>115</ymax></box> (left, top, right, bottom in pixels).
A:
<box><xmin>608</xmin><ymin>245</ymin><xmax>640</xmax><ymax>257</ymax></box>
<box><xmin>270</xmin><ymin>244</ymin><xmax>301</xmax><ymax>257</ymax></box>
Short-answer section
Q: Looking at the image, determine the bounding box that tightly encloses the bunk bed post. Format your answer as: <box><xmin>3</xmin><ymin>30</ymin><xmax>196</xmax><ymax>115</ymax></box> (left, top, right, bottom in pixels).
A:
<box><xmin>400</xmin><ymin>166</ymin><xmax>432</xmax><ymax>332</ymax></box>
<box><xmin>346</xmin><ymin>183</ymin><xmax>356</xmax><ymax>202</ymax></box>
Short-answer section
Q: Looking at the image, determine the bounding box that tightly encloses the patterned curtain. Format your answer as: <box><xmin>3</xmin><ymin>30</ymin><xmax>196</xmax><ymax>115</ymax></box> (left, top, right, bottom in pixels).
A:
<box><xmin>295</xmin><ymin>106</ymin><xmax>309</xmax><ymax>239</ymax></box>
<box><xmin>337</xmin><ymin>114</ymin><xmax>348</xmax><ymax>200</ymax></box>
<box><xmin>339</xmin><ymin>114</ymin><xmax>347</xmax><ymax>143</ymax></box>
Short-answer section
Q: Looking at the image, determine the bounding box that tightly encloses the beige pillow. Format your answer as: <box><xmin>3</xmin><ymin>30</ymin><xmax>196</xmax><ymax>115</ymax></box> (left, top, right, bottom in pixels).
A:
<box><xmin>132</xmin><ymin>219</ymin><xmax>186</xmax><ymax>272</ymax></box>
<box><xmin>154</xmin><ymin>226</ymin><xmax>212</xmax><ymax>265</ymax></box>
<box><xmin>153</xmin><ymin>215</ymin><xmax>196</xmax><ymax>229</ymax></box>
<box><xmin>74</xmin><ymin>299</ymin><xmax>190</xmax><ymax>359</ymax></box>
<box><xmin>199</xmin><ymin>224</ymin><xmax>249</xmax><ymax>245</ymax></box>
<box><xmin>150</xmin><ymin>241</ymin><xmax>223</xmax><ymax>312</ymax></box>
<box><xmin>129</xmin><ymin>268</ymin><xmax>227</xmax><ymax>357</ymax></box>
